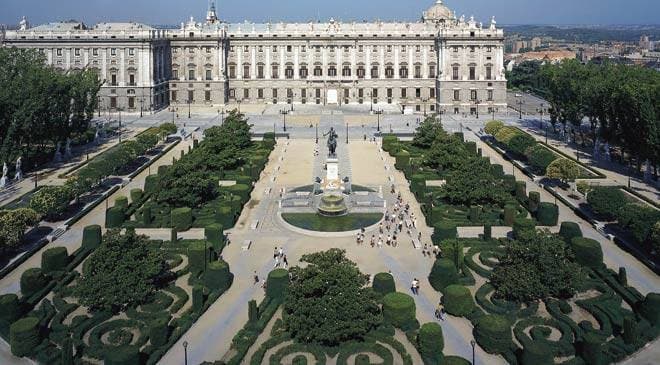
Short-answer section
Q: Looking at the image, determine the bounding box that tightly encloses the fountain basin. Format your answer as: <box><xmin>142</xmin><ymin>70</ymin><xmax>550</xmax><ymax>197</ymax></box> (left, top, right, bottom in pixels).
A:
<box><xmin>317</xmin><ymin>193</ymin><xmax>348</xmax><ymax>217</ymax></box>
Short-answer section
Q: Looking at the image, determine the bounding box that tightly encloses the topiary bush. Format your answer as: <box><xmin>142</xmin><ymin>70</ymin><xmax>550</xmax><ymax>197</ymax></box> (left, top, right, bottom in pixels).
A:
<box><xmin>513</xmin><ymin>218</ymin><xmax>536</xmax><ymax>239</ymax></box>
<box><xmin>0</xmin><ymin>294</ymin><xmax>20</xmax><ymax>323</ymax></box>
<box><xmin>192</xmin><ymin>285</ymin><xmax>205</xmax><ymax>313</ymax></box>
<box><xmin>528</xmin><ymin>191</ymin><xmax>541</xmax><ymax>213</ymax></box>
<box><xmin>171</xmin><ymin>207</ymin><xmax>192</xmax><ymax>231</ymax></box>
<box><xmin>395</xmin><ymin>150</ymin><xmax>411</xmax><ymax>170</ymax></box>
<box><xmin>527</xmin><ymin>145</ymin><xmax>557</xmax><ymax>174</ymax></box>
<box><xmin>203</xmin><ymin>260</ymin><xmax>232</xmax><ymax>292</ymax></box>
<box><xmin>536</xmin><ymin>202</ymin><xmax>558</xmax><ymax>226</ymax></box>
<box><xmin>579</xmin><ymin>332</ymin><xmax>603</xmax><ymax>365</ymax></box>
<box><xmin>228</xmin><ymin>184</ymin><xmax>251</xmax><ymax>204</ymax></box>
<box><xmin>587</xmin><ymin>186</ymin><xmax>627</xmax><ymax>221</ymax></box>
<box><xmin>429</xmin><ymin>259</ymin><xmax>458</xmax><ymax>291</ymax></box>
<box><xmin>559</xmin><ymin>222</ymin><xmax>582</xmax><ymax>243</ymax></box>
<box><xmin>105</xmin><ymin>206</ymin><xmax>125</xmax><ymax>228</ymax></box>
<box><xmin>473</xmin><ymin>314</ymin><xmax>512</xmax><ymax>355</ymax></box>
<box><xmin>142</xmin><ymin>206</ymin><xmax>152</xmax><ymax>225</ymax></box>
<box><xmin>570</xmin><ymin>237</ymin><xmax>603</xmax><ymax>269</ymax></box>
<box><xmin>144</xmin><ymin>175</ymin><xmax>159</xmax><ymax>194</ymax></box>
<box><xmin>41</xmin><ymin>246</ymin><xmax>69</xmax><ymax>273</ymax></box>
<box><xmin>637</xmin><ymin>293</ymin><xmax>660</xmax><ymax>326</ymax></box>
<box><xmin>503</xmin><ymin>205</ymin><xmax>517</xmax><ymax>226</ymax></box>
<box><xmin>382</xmin><ymin>292</ymin><xmax>416</xmax><ymax>329</ymax></box>
<box><xmin>503</xmin><ymin>175</ymin><xmax>516</xmax><ymax>193</ymax></box>
<box><xmin>432</xmin><ymin>222</ymin><xmax>457</xmax><ymax>244</ymax></box>
<box><xmin>10</xmin><ymin>317</ymin><xmax>40</xmax><ymax>357</ymax></box>
<box><xmin>442</xmin><ymin>285</ymin><xmax>475</xmax><ymax>317</ymax></box>
<box><xmin>373</xmin><ymin>272</ymin><xmax>396</xmax><ymax>296</ymax></box>
<box><xmin>115</xmin><ymin>196</ymin><xmax>129</xmax><ymax>210</ymax></box>
<box><xmin>149</xmin><ymin>316</ymin><xmax>170</xmax><ymax>347</ymax></box>
<box><xmin>104</xmin><ymin>345</ymin><xmax>140</xmax><ymax>365</ymax></box>
<box><xmin>484</xmin><ymin>120</ymin><xmax>505</xmax><ymax>136</ymax></box>
<box><xmin>266</xmin><ymin>268</ymin><xmax>290</xmax><ymax>302</ymax></box>
<box><xmin>483</xmin><ymin>224</ymin><xmax>492</xmax><ymax>240</ymax></box>
<box><xmin>515</xmin><ymin>181</ymin><xmax>527</xmax><ymax>200</ymax></box>
<box><xmin>441</xmin><ymin>240</ymin><xmax>464</xmax><ymax>271</ymax></box>
<box><xmin>418</xmin><ymin>322</ymin><xmax>444</xmax><ymax>365</ymax></box>
<box><xmin>129</xmin><ymin>189</ymin><xmax>143</xmax><ymax>204</ymax></box>
<box><xmin>490</xmin><ymin>164</ymin><xmax>504</xmax><ymax>178</ymax></box>
<box><xmin>82</xmin><ymin>224</ymin><xmax>102</xmax><ymax>249</ymax></box>
<box><xmin>205</xmin><ymin>224</ymin><xmax>224</xmax><ymax>252</ymax></box>
<box><xmin>215</xmin><ymin>205</ymin><xmax>234</xmax><ymax>229</ymax></box>
<box><xmin>469</xmin><ymin>206</ymin><xmax>482</xmax><ymax>222</ymax></box>
<box><xmin>622</xmin><ymin>316</ymin><xmax>638</xmax><ymax>345</ymax></box>
<box><xmin>20</xmin><ymin>267</ymin><xmax>47</xmax><ymax>297</ymax></box>
<box><xmin>188</xmin><ymin>241</ymin><xmax>211</xmax><ymax>274</ymax></box>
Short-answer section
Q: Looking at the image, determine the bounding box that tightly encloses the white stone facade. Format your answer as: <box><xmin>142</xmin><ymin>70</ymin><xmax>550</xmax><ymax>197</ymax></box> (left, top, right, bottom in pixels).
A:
<box><xmin>2</xmin><ymin>1</ymin><xmax>507</xmax><ymax>115</ymax></box>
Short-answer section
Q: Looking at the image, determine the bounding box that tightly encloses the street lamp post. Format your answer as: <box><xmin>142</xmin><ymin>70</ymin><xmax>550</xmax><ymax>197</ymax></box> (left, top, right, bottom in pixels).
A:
<box><xmin>279</xmin><ymin>109</ymin><xmax>288</xmax><ymax>132</ymax></box>
<box><xmin>538</xmin><ymin>103</ymin><xmax>545</xmax><ymax>129</ymax></box>
<box><xmin>516</xmin><ymin>96</ymin><xmax>524</xmax><ymax>120</ymax></box>
<box><xmin>237</xmin><ymin>98</ymin><xmax>242</xmax><ymax>113</ymax></box>
<box><xmin>346</xmin><ymin>123</ymin><xmax>349</xmax><ymax>144</ymax></box>
<box><xmin>291</xmin><ymin>93</ymin><xmax>295</xmax><ymax>112</ymax></box>
<box><xmin>187</xmin><ymin>99</ymin><xmax>191</xmax><ymax>118</ymax></box>
<box><xmin>221</xmin><ymin>109</ymin><xmax>225</xmax><ymax>125</ymax></box>
<box><xmin>182</xmin><ymin>341</ymin><xmax>188</xmax><ymax>365</ymax></box>
<box><xmin>470</xmin><ymin>340</ymin><xmax>476</xmax><ymax>365</ymax></box>
<box><xmin>118</xmin><ymin>108</ymin><xmax>122</xmax><ymax>143</ymax></box>
<box><xmin>475</xmin><ymin>99</ymin><xmax>481</xmax><ymax>119</ymax></box>
<box><xmin>492</xmin><ymin>107</ymin><xmax>496</xmax><ymax>121</ymax></box>
<box><xmin>315</xmin><ymin>123</ymin><xmax>319</xmax><ymax>144</ymax></box>
<box><xmin>140</xmin><ymin>97</ymin><xmax>144</xmax><ymax>118</ymax></box>
<box><xmin>422</xmin><ymin>98</ymin><xmax>428</xmax><ymax>116</ymax></box>
<box><xmin>97</xmin><ymin>96</ymin><xmax>101</xmax><ymax>117</ymax></box>
<box><xmin>375</xmin><ymin>109</ymin><xmax>383</xmax><ymax>132</ymax></box>
<box><xmin>172</xmin><ymin>108</ymin><xmax>175</xmax><ymax>123</ymax></box>
<box><xmin>369</xmin><ymin>91</ymin><xmax>373</xmax><ymax>112</ymax></box>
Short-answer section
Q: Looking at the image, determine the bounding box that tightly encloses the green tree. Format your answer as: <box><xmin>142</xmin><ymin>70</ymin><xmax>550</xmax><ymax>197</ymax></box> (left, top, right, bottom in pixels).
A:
<box><xmin>413</xmin><ymin>116</ymin><xmax>444</xmax><ymax>149</ymax></box>
<box><xmin>423</xmin><ymin>133</ymin><xmax>471</xmax><ymax>172</ymax></box>
<box><xmin>441</xmin><ymin>157</ymin><xmax>508</xmax><ymax>206</ymax></box>
<box><xmin>74</xmin><ymin>230</ymin><xmax>167</xmax><ymax>312</ymax></box>
<box><xmin>650</xmin><ymin>222</ymin><xmax>660</xmax><ymax>253</ymax></box>
<box><xmin>0</xmin><ymin>208</ymin><xmax>40</xmax><ymax>251</ymax></box>
<box><xmin>491</xmin><ymin>231</ymin><xmax>583</xmax><ymax>302</ymax></box>
<box><xmin>29</xmin><ymin>185</ymin><xmax>72</xmax><ymax>220</ymax></box>
<box><xmin>283</xmin><ymin>249</ymin><xmax>381</xmax><ymax>346</ymax></box>
<box><xmin>546</xmin><ymin>158</ymin><xmax>580</xmax><ymax>184</ymax></box>
<box><xmin>587</xmin><ymin>186</ymin><xmax>627</xmax><ymax>221</ymax></box>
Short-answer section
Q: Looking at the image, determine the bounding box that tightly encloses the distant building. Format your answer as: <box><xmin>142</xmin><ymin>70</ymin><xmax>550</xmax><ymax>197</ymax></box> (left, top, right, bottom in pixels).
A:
<box><xmin>515</xmin><ymin>50</ymin><xmax>576</xmax><ymax>64</ymax></box>
<box><xmin>639</xmin><ymin>35</ymin><xmax>651</xmax><ymax>50</ymax></box>
<box><xmin>2</xmin><ymin>0</ymin><xmax>507</xmax><ymax>115</ymax></box>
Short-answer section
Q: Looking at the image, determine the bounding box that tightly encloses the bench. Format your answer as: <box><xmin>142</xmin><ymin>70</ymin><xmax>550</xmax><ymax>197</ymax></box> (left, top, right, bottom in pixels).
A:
<box><xmin>241</xmin><ymin>240</ymin><xmax>252</xmax><ymax>251</ymax></box>
<box><xmin>411</xmin><ymin>237</ymin><xmax>422</xmax><ymax>250</ymax></box>
<box><xmin>251</xmin><ymin>220</ymin><xmax>259</xmax><ymax>230</ymax></box>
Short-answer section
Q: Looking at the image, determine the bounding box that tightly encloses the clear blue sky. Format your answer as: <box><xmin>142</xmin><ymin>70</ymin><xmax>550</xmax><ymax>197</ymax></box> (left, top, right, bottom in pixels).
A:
<box><xmin>1</xmin><ymin>0</ymin><xmax>658</xmax><ymax>26</ymax></box>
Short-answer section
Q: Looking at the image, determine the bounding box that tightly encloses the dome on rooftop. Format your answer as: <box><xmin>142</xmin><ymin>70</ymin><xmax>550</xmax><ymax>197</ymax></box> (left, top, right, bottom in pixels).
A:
<box><xmin>423</xmin><ymin>0</ymin><xmax>455</xmax><ymax>23</ymax></box>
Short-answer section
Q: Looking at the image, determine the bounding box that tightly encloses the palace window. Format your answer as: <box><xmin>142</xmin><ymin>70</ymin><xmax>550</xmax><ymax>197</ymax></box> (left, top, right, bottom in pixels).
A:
<box><xmin>416</xmin><ymin>88</ymin><xmax>421</xmax><ymax>98</ymax></box>
<box><xmin>188</xmin><ymin>69</ymin><xmax>195</xmax><ymax>81</ymax></box>
<box><xmin>357</xmin><ymin>66</ymin><xmax>365</xmax><ymax>79</ymax></box>
<box><xmin>171</xmin><ymin>91</ymin><xmax>177</xmax><ymax>102</ymax></box>
<box><xmin>287</xmin><ymin>45</ymin><xmax>292</xmax><ymax>52</ymax></box>
<box><xmin>299</xmin><ymin>65</ymin><xmax>308</xmax><ymax>79</ymax></box>
<box><xmin>229</xmin><ymin>65</ymin><xmax>236</xmax><ymax>79</ymax></box>
<box><xmin>342</xmin><ymin>65</ymin><xmax>351</xmax><ymax>77</ymax></box>
<box><xmin>486</xmin><ymin>66</ymin><xmax>492</xmax><ymax>80</ymax></box>
<box><xmin>416</xmin><ymin>45</ymin><xmax>421</xmax><ymax>53</ymax></box>
<box><xmin>414</xmin><ymin>65</ymin><xmax>422</xmax><ymax>79</ymax></box>
<box><xmin>243</xmin><ymin>64</ymin><xmax>250</xmax><ymax>79</ymax></box>
<box><xmin>273</xmin><ymin>88</ymin><xmax>278</xmax><ymax>98</ymax></box>
<box><xmin>128</xmin><ymin>97</ymin><xmax>135</xmax><ymax>108</ymax></box>
<box><xmin>430</xmin><ymin>88</ymin><xmax>435</xmax><ymax>98</ymax></box>
<box><xmin>385</xmin><ymin>65</ymin><xmax>394</xmax><ymax>79</ymax></box>
<box><xmin>273</xmin><ymin>45</ymin><xmax>278</xmax><ymax>52</ymax></box>
<box><xmin>128</xmin><ymin>48</ymin><xmax>134</xmax><ymax>56</ymax></box>
<box><xmin>452</xmin><ymin>66</ymin><xmax>459</xmax><ymax>80</ymax></box>
<box><xmin>206</xmin><ymin>69</ymin><xmax>212</xmax><ymax>81</ymax></box>
<box><xmin>487</xmin><ymin>90</ymin><xmax>493</xmax><ymax>101</ymax></box>
<box><xmin>471</xmin><ymin>90</ymin><xmax>477</xmax><ymax>101</ymax></box>
<box><xmin>453</xmin><ymin>90</ymin><xmax>460</xmax><ymax>101</ymax></box>
<box><xmin>74</xmin><ymin>48</ymin><xmax>80</xmax><ymax>56</ymax></box>
<box><xmin>205</xmin><ymin>90</ymin><xmax>211</xmax><ymax>101</ymax></box>
<box><xmin>92</xmin><ymin>48</ymin><xmax>98</xmax><ymax>56</ymax></box>
<box><xmin>173</xmin><ymin>69</ymin><xmax>179</xmax><ymax>79</ymax></box>
<box><xmin>244</xmin><ymin>45</ymin><xmax>249</xmax><ymax>52</ymax></box>
<box><xmin>314</xmin><ymin>66</ymin><xmax>322</xmax><ymax>76</ymax></box>
<box><xmin>429</xmin><ymin>64</ymin><xmax>436</xmax><ymax>78</ymax></box>
<box><xmin>401</xmin><ymin>88</ymin><xmax>407</xmax><ymax>98</ymax></box>
<box><xmin>272</xmin><ymin>65</ymin><xmax>279</xmax><ymax>79</ymax></box>
<box><xmin>258</xmin><ymin>45</ymin><xmax>263</xmax><ymax>52</ymax></box>
<box><xmin>469</xmin><ymin>66</ymin><xmax>476</xmax><ymax>80</ymax></box>
<box><xmin>110</xmin><ymin>74</ymin><xmax>117</xmax><ymax>86</ymax></box>
<box><xmin>371</xmin><ymin>65</ymin><xmax>379</xmax><ymax>79</ymax></box>
<box><xmin>328</xmin><ymin>66</ymin><xmax>337</xmax><ymax>77</ymax></box>
<box><xmin>244</xmin><ymin>89</ymin><xmax>249</xmax><ymax>99</ymax></box>
<box><xmin>285</xmin><ymin>66</ymin><xmax>294</xmax><ymax>79</ymax></box>
<box><xmin>110</xmin><ymin>48</ymin><xmax>117</xmax><ymax>56</ymax></box>
<box><xmin>257</xmin><ymin>64</ymin><xmax>264</xmax><ymax>79</ymax></box>
<box><xmin>258</xmin><ymin>88</ymin><xmax>264</xmax><ymax>99</ymax></box>
<box><xmin>398</xmin><ymin>65</ymin><xmax>408</xmax><ymax>78</ymax></box>
<box><xmin>129</xmin><ymin>74</ymin><xmax>135</xmax><ymax>86</ymax></box>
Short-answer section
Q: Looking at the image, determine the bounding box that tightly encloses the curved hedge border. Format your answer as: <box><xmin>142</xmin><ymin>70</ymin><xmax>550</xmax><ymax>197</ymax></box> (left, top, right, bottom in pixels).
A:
<box><xmin>513</xmin><ymin>316</ymin><xmax>575</xmax><ymax>358</ymax></box>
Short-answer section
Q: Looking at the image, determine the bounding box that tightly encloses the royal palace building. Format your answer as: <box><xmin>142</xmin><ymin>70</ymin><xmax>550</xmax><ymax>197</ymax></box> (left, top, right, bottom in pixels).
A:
<box><xmin>1</xmin><ymin>1</ymin><xmax>507</xmax><ymax>115</ymax></box>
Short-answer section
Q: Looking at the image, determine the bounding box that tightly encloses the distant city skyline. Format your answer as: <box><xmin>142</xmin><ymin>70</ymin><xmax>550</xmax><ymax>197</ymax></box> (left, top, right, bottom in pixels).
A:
<box><xmin>1</xmin><ymin>0</ymin><xmax>658</xmax><ymax>27</ymax></box>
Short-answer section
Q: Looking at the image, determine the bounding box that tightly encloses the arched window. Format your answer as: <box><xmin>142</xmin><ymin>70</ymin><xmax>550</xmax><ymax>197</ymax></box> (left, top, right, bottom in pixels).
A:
<box><xmin>370</xmin><ymin>63</ymin><xmax>379</xmax><ymax>79</ymax></box>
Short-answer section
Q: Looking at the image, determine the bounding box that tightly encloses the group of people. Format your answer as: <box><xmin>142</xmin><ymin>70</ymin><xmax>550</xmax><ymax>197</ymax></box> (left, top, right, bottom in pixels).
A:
<box><xmin>273</xmin><ymin>246</ymin><xmax>289</xmax><ymax>269</ymax></box>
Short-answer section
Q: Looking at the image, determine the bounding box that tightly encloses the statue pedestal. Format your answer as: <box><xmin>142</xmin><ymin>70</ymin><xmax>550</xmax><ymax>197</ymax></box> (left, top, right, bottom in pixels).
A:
<box><xmin>326</xmin><ymin>158</ymin><xmax>339</xmax><ymax>181</ymax></box>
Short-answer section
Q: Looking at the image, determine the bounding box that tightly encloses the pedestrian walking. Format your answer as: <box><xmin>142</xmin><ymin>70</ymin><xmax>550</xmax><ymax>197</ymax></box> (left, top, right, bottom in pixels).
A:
<box><xmin>278</xmin><ymin>247</ymin><xmax>284</xmax><ymax>258</ymax></box>
<box><xmin>283</xmin><ymin>255</ymin><xmax>289</xmax><ymax>269</ymax></box>
<box><xmin>253</xmin><ymin>271</ymin><xmax>259</xmax><ymax>285</ymax></box>
<box><xmin>273</xmin><ymin>247</ymin><xmax>278</xmax><ymax>260</ymax></box>
<box><xmin>274</xmin><ymin>256</ymin><xmax>280</xmax><ymax>268</ymax></box>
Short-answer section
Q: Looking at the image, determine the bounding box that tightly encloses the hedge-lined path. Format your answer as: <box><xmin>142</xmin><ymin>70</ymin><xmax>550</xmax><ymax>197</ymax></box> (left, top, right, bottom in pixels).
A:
<box><xmin>464</xmin><ymin>129</ymin><xmax>660</xmax><ymax>295</ymax></box>
<box><xmin>159</xmin><ymin>137</ymin><xmax>505</xmax><ymax>364</ymax></box>
<box><xmin>515</xmin><ymin>119</ymin><xmax>659</xmax><ymax>202</ymax></box>
<box><xmin>0</xmin><ymin>137</ymin><xmax>195</xmax><ymax>298</ymax></box>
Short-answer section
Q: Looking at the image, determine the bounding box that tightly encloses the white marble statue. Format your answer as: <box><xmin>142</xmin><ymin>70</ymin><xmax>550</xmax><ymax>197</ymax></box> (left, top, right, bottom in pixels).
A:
<box><xmin>0</xmin><ymin>162</ymin><xmax>8</xmax><ymax>189</ymax></box>
<box><xmin>14</xmin><ymin>157</ymin><xmax>23</xmax><ymax>181</ymax></box>
<box><xmin>64</xmin><ymin>138</ymin><xmax>72</xmax><ymax>159</ymax></box>
<box><xmin>54</xmin><ymin>141</ymin><xmax>63</xmax><ymax>162</ymax></box>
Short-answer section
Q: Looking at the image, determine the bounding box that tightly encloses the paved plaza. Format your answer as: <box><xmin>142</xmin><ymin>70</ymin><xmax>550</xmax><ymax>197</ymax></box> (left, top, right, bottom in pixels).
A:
<box><xmin>1</xmin><ymin>105</ymin><xmax>658</xmax><ymax>365</ymax></box>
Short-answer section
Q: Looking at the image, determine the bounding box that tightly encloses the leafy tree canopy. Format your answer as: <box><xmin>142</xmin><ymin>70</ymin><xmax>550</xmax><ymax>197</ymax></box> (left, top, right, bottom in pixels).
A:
<box><xmin>441</xmin><ymin>157</ymin><xmax>508</xmax><ymax>206</ymax></box>
<box><xmin>412</xmin><ymin>116</ymin><xmax>444</xmax><ymax>149</ymax></box>
<box><xmin>491</xmin><ymin>231</ymin><xmax>583</xmax><ymax>302</ymax></box>
<box><xmin>546</xmin><ymin>158</ymin><xmax>580</xmax><ymax>183</ymax></box>
<box><xmin>283</xmin><ymin>249</ymin><xmax>381</xmax><ymax>346</ymax></box>
<box><xmin>74</xmin><ymin>230</ymin><xmax>167</xmax><ymax>313</ymax></box>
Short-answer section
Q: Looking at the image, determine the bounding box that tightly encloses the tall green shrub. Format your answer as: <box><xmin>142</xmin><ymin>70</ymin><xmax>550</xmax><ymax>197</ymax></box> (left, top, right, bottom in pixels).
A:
<box><xmin>129</xmin><ymin>189</ymin><xmax>143</xmax><ymax>204</ymax></box>
<box><xmin>82</xmin><ymin>224</ymin><xmax>102</xmax><ymax>249</ymax></box>
<box><xmin>10</xmin><ymin>317</ymin><xmax>40</xmax><ymax>357</ymax></box>
<box><xmin>104</xmin><ymin>345</ymin><xmax>140</xmax><ymax>365</ymax></box>
<box><xmin>0</xmin><ymin>294</ymin><xmax>20</xmax><ymax>323</ymax></box>
<box><xmin>528</xmin><ymin>191</ymin><xmax>541</xmax><ymax>213</ymax></box>
<box><xmin>558</xmin><ymin>222</ymin><xmax>582</xmax><ymax>242</ymax></box>
<box><xmin>373</xmin><ymin>272</ymin><xmax>396</xmax><ymax>296</ymax></box>
<box><xmin>149</xmin><ymin>316</ymin><xmax>170</xmax><ymax>347</ymax></box>
<box><xmin>266</xmin><ymin>268</ymin><xmax>290</xmax><ymax>301</ymax></box>
<box><xmin>418</xmin><ymin>323</ymin><xmax>444</xmax><ymax>365</ymax></box>
<box><xmin>473</xmin><ymin>314</ymin><xmax>512</xmax><ymax>354</ymax></box>
<box><xmin>503</xmin><ymin>205</ymin><xmax>516</xmax><ymax>226</ymax></box>
<box><xmin>205</xmin><ymin>224</ymin><xmax>224</xmax><ymax>251</ymax></box>
<box><xmin>442</xmin><ymin>285</ymin><xmax>475</xmax><ymax>317</ymax></box>
<box><xmin>192</xmin><ymin>285</ymin><xmax>204</xmax><ymax>313</ymax></box>
<box><xmin>570</xmin><ymin>237</ymin><xmax>603</xmax><ymax>269</ymax></box>
<box><xmin>520</xmin><ymin>342</ymin><xmax>554</xmax><ymax>365</ymax></box>
<box><xmin>382</xmin><ymin>292</ymin><xmax>416</xmax><ymax>329</ymax></box>
<box><xmin>171</xmin><ymin>207</ymin><xmax>192</xmax><ymax>231</ymax></box>
<box><xmin>513</xmin><ymin>218</ymin><xmax>536</xmax><ymax>239</ymax></box>
<box><xmin>428</xmin><ymin>259</ymin><xmax>458</xmax><ymax>291</ymax></box>
<box><xmin>637</xmin><ymin>293</ymin><xmax>660</xmax><ymax>326</ymax></box>
<box><xmin>536</xmin><ymin>202</ymin><xmax>559</xmax><ymax>226</ymax></box>
<box><xmin>105</xmin><ymin>206</ymin><xmax>125</xmax><ymax>228</ymax></box>
<box><xmin>20</xmin><ymin>268</ymin><xmax>47</xmax><ymax>297</ymax></box>
<box><xmin>41</xmin><ymin>246</ymin><xmax>69</xmax><ymax>273</ymax></box>
<box><xmin>432</xmin><ymin>222</ymin><xmax>457</xmax><ymax>244</ymax></box>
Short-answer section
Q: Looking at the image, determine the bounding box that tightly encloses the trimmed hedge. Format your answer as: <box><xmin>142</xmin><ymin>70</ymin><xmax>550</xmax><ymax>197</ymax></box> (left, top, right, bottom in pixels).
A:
<box><xmin>41</xmin><ymin>246</ymin><xmax>69</xmax><ymax>273</ymax></box>
<box><xmin>228</xmin><ymin>184</ymin><xmax>251</xmax><ymax>203</ymax></box>
<box><xmin>82</xmin><ymin>225</ymin><xmax>102</xmax><ymax>249</ymax></box>
<box><xmin>188</xmin><ymin>241</ymin><xmax>211</xmax><ymax>274</ymax></box>
<box><xmin>579</xmin><ymin>332</ymin><xmax>604</xmax><ymax>365</ymax></box>
<box><xmin>483</xmin><ymin>224</ymin><xmax>492</xmax><ymax>240</ymax></box>
<box><xmin>266</xmin><ymin>269</ymin><xmax>289</xmax><ymax>301</ymax></box>
<box><xmin>203</xmin><ymin>260</ymin><xmax>232</xmax><ymax>292</ymax></box>
<box><xmin>559</xmin><ymin>222</ymin><xmax>582</xmax><ymax>243</ymax></box>
<box><xmin>104</xmin><ymin>345</ymin><xmax>140</xmax><ymax>365</ymax></box>
<box><xmin>192</xmin><ymin>285</ymin><xmax>205</xmax><ymax>313</ymax></box>
<box><xmin>429</xmin><ymin>259</ymin><xmax>458</xmax><ymax>291</ymax></box>
<box><xmin>215</xmin><ymin>205</ymin><xmax>234</xmax><ymax>229</ymax></box>
<box><xmin>442</xmin><ymin>285</ymin><xmax>475</xmax><ymax>317</ymax></box>
<box><xmin>205</xmin><ymin>224</ymin><xmax>224</xmax><ymax>251</ymax></box>
<box><xmin>432</xmin><ymin>222</ymin><xmax>457</xmax><ymax>244</ymax></box>
<box><xmin>373</xmin><ymin>272</ymin><xmax>396</xmax><ymax>296</ymax></box>
<box><xmin>490</xmin><ymin>164</ymin><xmax>504</xmax><ymax>178</ymax></box>
<box><xmin>171</xmin><ymin>207</ymin><xmax>192</xmax><ymax>231</ymax></box>
<box><xmin>513</xmin><ymin>218</ymin><xmax>536</xmax><ymax>239</ymax></box>
<box><xmin>382</xmin><ymin>292</ymin><xmax>416</xmax><ymax>329</ymax></box>
<box><xmin>536</xmin><ymin>202</ymin><xmax>558</xmax><ymax>226</ymax></box>
<box><xmin>418</xmin><ymin>323</ymin><xmax>444</xmax><ymax>365</ymax></box>
<box><xmin>106</xmin><ymin>206</ymin><xmax>125</xmax><ymax>228</ymax></box>
<box><xmin>142</xmin><ymin>206</ymin><xmax>152</xmax><ymax>225</ymax></box>
<box><xmin>473</xmin><ymin>314</ymin><xmax>512</xmax><ymax>355</ymax></box>
<box><xmin>0</xmin><ymin>294</ymin><xmax>20</xmax><ymax>323</ymax></box>
<box><xmin>519</xmin><ymin>342</ymin><xmax>554</xmax><ymax>365</ymax></box>
<box><xmin>10</xmin><ymin>317</ymin><xmax>40</xmax><ymax>357</ymax></box>
<box><xmin>515</xmin><ymin>182</ymin><xmax>527</xmax><ymax>200</ymax></box>
<box><xmin>571</xmin><ymin>237</ymin><xmax>603</xmax><ymax>269</ymax></box>
<box><xmin>503</xmin><ymin>175</ymin><xmax>516</xmax><ymax>193</ymax></box>
<box><xmin>20</xmin><ymin>267</ymin><xmax>47</xmax><ymax>297</ymax></box>
<box><xmin>149</xmin><ymin>316</ymin><xmax>170</xmax><ymax>347</ymax></box>
<box><xmin>395</xmin><ymin>150</ymin><xmax>411</xmax><ymax>170</ymax></box>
